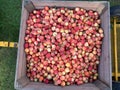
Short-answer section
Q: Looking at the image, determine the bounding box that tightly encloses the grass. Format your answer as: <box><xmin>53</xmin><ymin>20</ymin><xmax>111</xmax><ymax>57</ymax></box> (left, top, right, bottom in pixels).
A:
<box><xmin>0</xmin><ymin>0</ymin><xmax>21</xmax><ymax>90</ymax></box>
<box><xmin>0</xmin><ymin>48</ymin><xmax>17</xmax><ymax>90</ymax></box>
<box><xmin>0</xmin><ymin>0</ymin><xmax>21</xmax><ymax>41</ymax></box>
<box><xmin>0</xmin><ymin>0</ymin><xmax>120</xmax><ymax>90</ymax></box>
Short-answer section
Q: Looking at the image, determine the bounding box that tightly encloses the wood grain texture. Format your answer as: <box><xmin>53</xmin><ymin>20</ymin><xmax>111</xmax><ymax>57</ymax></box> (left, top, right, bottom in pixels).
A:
<box><xmin>94</xmin><ymin>80</ymin><xmax>110</xmax><ymax>90</ymax></box>
<box><xmin>99</xmin><ymin>2</ymin><xmax>112</xmax><ymax>90</ymax></box>
<box><xmin>24</xmin><ymin>0</ymin><xmax>35</xmax><ymax>12</ymax></box>
<box><xmin>15</xmin><ymin>0</ymin><xmax>112</xmax><ymax>90</ymax></box>
<box><xmin>22</xmin><ymin>81</ymin><xmax>100</xmax><ymax>90</ymax></box>
<box><xmin>17</xmin><ymin>76</ymin><xmax>30</xmax><ymax>89</ymax></box>
<box><xmin>31</xmin><ymin>0</ymin><xmax>108</xmax><ymax>11</ymax></box>
<box><xmin>14</xmin><ymin>0</ymin><xmax>29</xmax><ymax>89</ymax></box>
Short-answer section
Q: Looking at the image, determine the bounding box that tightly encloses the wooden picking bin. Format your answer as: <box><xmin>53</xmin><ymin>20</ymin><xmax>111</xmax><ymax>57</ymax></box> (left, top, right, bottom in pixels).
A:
<box><xmin>14</xmin><ymin>0</ymin><xmax>112</xmax><ymax>90</ymax></box>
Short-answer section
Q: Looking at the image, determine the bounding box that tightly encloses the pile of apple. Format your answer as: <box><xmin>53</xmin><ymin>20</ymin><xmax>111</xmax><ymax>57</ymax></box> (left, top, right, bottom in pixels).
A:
<box><xmin>24</xmin><ymin>6</ymin><xmax>104</xmax><ymax>86</ymax></box>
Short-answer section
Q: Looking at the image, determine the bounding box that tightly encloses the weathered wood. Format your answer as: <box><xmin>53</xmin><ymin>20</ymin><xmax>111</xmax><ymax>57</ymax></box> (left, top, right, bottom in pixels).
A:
<box><xmin>22</xmin><ymin>81</ymin><xmax>100</xmax><ymax>90</ymax></box>
<box><xmin>31</xmin><ymin>0</ymin><xmax>105</xmax><ymax>10</ymax></box>
<box><xmin>94</xmin><ymin>80</ymin><xmax>111</xmax><ymax>90</ymax></box>
<box><xmin>14</xmin><ymin>0</ymin><xmax>29</xmax><ymax>89</ymax></box>
<box><xmin>98</xmin><ymin>2</ymin><xmax>112</xmax><ymax>89</ymax></box>
<box><xmin>17</xmin><ymin>76</ymin><xmax>29</xmax><ymax>89</ymax></box>
<box><xmin>97</xmin><ymin>4</ymin><xmax>106</xmax><ymax>14</ymax></box>
<box><xmin>24</xmin><ymin>0</ymin><xmax>35</xmax><ymax>12</ymax></box>
<box><xmin>15</xmin><ymin>0</ymin><xmax>112</xmax><ymax>90</ymax></box>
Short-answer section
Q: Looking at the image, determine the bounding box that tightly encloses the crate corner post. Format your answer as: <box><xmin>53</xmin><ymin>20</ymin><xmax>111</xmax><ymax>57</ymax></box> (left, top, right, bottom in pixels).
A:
<box><xmin>24</xmin><ymin>0</ymin><xmax>35</xmax><ymax>12</ymax></box>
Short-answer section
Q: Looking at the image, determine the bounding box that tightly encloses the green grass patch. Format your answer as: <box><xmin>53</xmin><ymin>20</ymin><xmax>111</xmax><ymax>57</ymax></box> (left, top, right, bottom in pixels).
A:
<box><xmin>0</xmin><ymin>0</ymin><xmax>21</xmax><ymax>41</ymax></box>
<box><xmin>0</xmin><ymin>0</ymin><xmax>21</xmax><ymax>90</ymax></box>
<box><xmin>0</xmin><ymin>48</ymin><xmax>17</xmax><ymax>90</ymax></box>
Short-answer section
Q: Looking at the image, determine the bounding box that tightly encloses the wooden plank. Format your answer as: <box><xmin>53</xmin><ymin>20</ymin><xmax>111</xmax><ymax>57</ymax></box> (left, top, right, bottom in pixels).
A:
<box><xmin>0</xmin><ymin>41</ymin><xmax>18</xmax><ymax>48</ymax></box>
<box><xmin>17</xmin><ymin>76</ymin><xmax>30</xmax><ymax>89</ymax></box>
<box><xmin>31</xmin><ymin>0</ymin><xmax>107</xmax><ymax>11</ymax></box>
<box><xmin>24</xmin><ymin>0</ymin><xmax>35</xmax><ymax>12</ymax></box>
<box><xmin>9</xmin><ymin>42</ymin><xmax>18</xmax><ymax>48</ymax></box>
<box><xmin>96</xmin><ymin>4</ymin><xmax>106</xmax><ymax>14</ymax></box>
<box><xmin>94</xmin><ymin>80</ymin><xmax>111</xmax><ymax>90</ymax></box>
<box><xmin>98</xmin><ymin>2</ymin><xmax>112</xmax><ymax>89</ymax></box>
<box><xmin>22</xmin><ymin>80</ymin><xmax>110</xmax><ymax>90</ymax></box>
<box><xmin>0</xmin><ymin>41</ymin><xmax>8</xmax><ymax>47</ymax></box>
<box><xmin>14</xmin><ymin>0</ymin><xmax>29</xmax><ymax>89</ymax></box>
<box><xmin>112</xmin><ymin>73</ymin><xmax>120</xmax><ymax>76</ymax></box>
<box><xmin>113</xmin><ymin>17</ymin><xmax>119</xmax><ymax>81</ymax></box>
<box><xmin>31</xmin><ymin>0</ymin><xmax>109</xmax><ymax>14</ymax></box>
<box><xmin>22</xmin><ymin>82</ymin><xmax>100</xmax><ymax>90</ymax></box>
